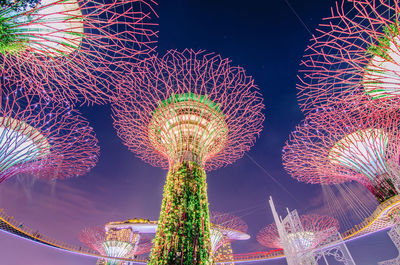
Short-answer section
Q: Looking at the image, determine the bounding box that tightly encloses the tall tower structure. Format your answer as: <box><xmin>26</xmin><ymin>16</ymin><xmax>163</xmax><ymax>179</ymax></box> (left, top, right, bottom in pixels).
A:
<box><xmin>112</xmin><ymin>49</ymin><xmax>264</xmax><ymax>265</ymax></box>
<box><xmin>269</xmin><ymin>197</ymin><xmax>355</xmax><ymax>265</ymax></box>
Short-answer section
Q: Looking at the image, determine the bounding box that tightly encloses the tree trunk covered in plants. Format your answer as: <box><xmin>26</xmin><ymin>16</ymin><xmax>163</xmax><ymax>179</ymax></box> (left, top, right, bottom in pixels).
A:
<box><xmin>1</xmin><ymin>0</ymin><xmax>41</xmax><ymax>11</ymax></box>
<box><xmin>370</xmin><ymin>177</ymin><xmax>398</xmax><ymax>203</ymax></box>
<box><xmin>148</xmin><ymin>161</ymin><xmax>213</xmax><ymax>265</ymax></box>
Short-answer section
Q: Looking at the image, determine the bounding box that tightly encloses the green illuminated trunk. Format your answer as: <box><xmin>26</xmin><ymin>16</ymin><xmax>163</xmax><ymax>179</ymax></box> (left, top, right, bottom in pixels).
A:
<box><xmin>371</xmin><ymin>177</ymin><xmax>397</xmax><ymax>203</ymax></box>
<box><xmin>148</xmin><ymin>161</ymin><xmax>213</xmax><ymax>265</ymax></box>
<box><xmin>0</xmin><ymin>5</ymin><xmax>28</xmax><ymax>55</ymax></box>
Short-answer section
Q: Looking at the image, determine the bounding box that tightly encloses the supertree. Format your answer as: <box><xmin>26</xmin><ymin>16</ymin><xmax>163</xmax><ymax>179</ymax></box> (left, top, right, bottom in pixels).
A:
<box><xmin>209</xmin><ymin>211</ymin><xmax>249</xmax><ymax>255</ymax></box>
<box><xmin>0</xmin><ymin>88</ymin><xmax>98</xmax><ymax>183</ymax></box>
<box><xmin>212</xmin><ymin>241</ymin><xmax>235</xmax><ymax>265</ymax></box>
<box><xmin>257</xmin><ymin>215</ymin><xmax>339</xmax><ymax>251</ymax></box>
<box><xmin>79</xmin><ymin>219</ymin><xmax>156</xmax><ymax>265</ymax></box>
<box><xmin>282</xmin><ymin>102</ymin><xmax>400</xmax><ymax>202</ymax></box>
<box><xmin>112</xmin><ymin>49</ymin><xmax>264</xmax><ymax>265</ymax></box>
<box><xmin>0</xmin><ymin>0</ymin><xmax>158</xmax><ymax>104</ymax></box>
<box><xmin>297</xmin><ymin>0</ymin><xmax>400</xmax><ymax>113</ymax></box>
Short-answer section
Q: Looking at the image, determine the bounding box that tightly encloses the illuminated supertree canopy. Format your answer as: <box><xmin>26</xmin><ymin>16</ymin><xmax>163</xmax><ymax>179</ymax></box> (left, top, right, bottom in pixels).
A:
<box><xmin>282</xmin><ymin>103</ymin><xmax>400</xmax><ymax>202</ymax></box>
<box><xmin>297</xmin><ymin>0</ymin><xmax>400</xmax><ymax>112</ymax></box>
<box><xmin>0</xmin><ymin>89</ymin><xmax>99</xmax><ymax>183</ymax></box>
<box><xmin>79</xmin><ymin>219</ymin><xmax>155</xmax><ymax>265</ymax></box>
<box><xmin>0</xmin><ymin>0</ymin><xmax>158</xmax><ymax>104</ymax></box>
<box><xmin>257</xmin><ymin>214</ymin><xmax>339</xmax><ymax>250</ymax></box>
<box><xmin>112</xmin><ymin>49</ymin><xmax>264</xmax><ymax>265</ymax></box>
<box><xmin>212</xmin><ymin>241</ymin><xmax>235</xmax><ymax>265</ymax></box>
<box><xmin>209</xmin><ymin>211</ymin><xmax>249</xmax><ymax>255</ymax></box>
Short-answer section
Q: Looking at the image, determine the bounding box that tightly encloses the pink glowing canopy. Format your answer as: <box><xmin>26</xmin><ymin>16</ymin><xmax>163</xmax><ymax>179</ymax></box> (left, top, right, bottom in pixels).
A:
<box><xmin>282</xmin><ymin>102</ymin><xmax>400</xmax><ymax>201</ymax></box>
<box><xmin>112</xmin><ymin>49</ymin><xmax>264</xmax><ymax>170</ymax></box>
<box><xmin>0</xmin><ymin>0</ymin><xmax>158</xmax><ymax>104</ymax></box>
<box><xmin>0</xmin><ymin>89</ymin><xmax>99</xmax><ymax>182</ymax></box>
<box><xmin>297</xmin><ymin>0</ymin><xmax>400</xmax><ymax>112</ymax></box>
<box><xmin>257</xmin><ymin>215</ymin><xmax>339</xmax><ymax>250</ymax></box>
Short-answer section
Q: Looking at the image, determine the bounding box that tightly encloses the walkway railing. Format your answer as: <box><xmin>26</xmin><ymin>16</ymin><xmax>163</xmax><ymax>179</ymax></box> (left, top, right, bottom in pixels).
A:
<box><xmin>218</xmin><ymin>249</ymin><xmax>284</xmax><ymax>263</ymax></box>
<box><xmin>0</xmin><ymin>207</ymin><xmax>285</xmax><ymax>264</ymax></box>
<box><xmin>342</xmin><ymin>195</ymin><xmax>400</xmax><ymax>239</ymax></box>
<box><xmin>0</xmin><ymin>209</ymin><xmax>147</xmax><ymax>264</ymax></box>
<box><xmin>2</xmin><ymin>197</ymin><xmax>400</xmax><ymax>264</ymax></box>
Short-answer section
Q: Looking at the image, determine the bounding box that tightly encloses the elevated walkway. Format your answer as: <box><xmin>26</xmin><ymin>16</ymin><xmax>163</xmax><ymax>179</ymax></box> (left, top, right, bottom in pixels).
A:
<box><xmin>2</xmin><ymin>196</ymin><xmax>400</xmax><ymax>264</ymax></box>
<box><xmin>0</xmin><ymin>209</ymin><xmax>147</xmax><ymax>264</ymax></box>
<box><xmin>0</xmin><ymin>207</ymin><xmax>284</xmax><ymax>263</ymax></box>
<box><xmin>342</xmin><ymin>195</ymin><xmax>400</xmax><ymax>240</ymax></box>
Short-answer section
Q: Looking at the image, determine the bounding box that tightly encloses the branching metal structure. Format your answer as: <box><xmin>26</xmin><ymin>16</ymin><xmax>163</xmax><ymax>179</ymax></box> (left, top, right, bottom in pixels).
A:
<box><xmin>209</xmin><ymin>211</ymin><xmax>250</xmax><ymax>254</ymax></box>
<box><xmin>0</xmin><ymin>0</ymin><xmax>158</xmax><ymax>104</ymax></box>
<box><xmin>213</xmin><ymin>241</ymin><xmax>235</xmax><ymax>265</ymax></box>
<box><xmin>0</xmin><ymin>89</ymin><xmax>98</xmax><ymax>182</ymax></box>
<box><xmin>112</xmin><ymin>49</ymin><xmax>264</xmax><ymax>265</ymax></box>
<box><xmin>268</xmin><ymin>197</ymin><xmax>355</xmax><ymax>265</ymax></box>
<box><xmin>257</xmin><ymin>215</ymin><xmax>339</xmax><ymax>251</ymax></box>
<box><xmin>297</xmin><ymin>0</ymin><xmax>400</xmax><ymax>112</ymax></box>
<box><xmin>79</xmin><ymin>219</ymin><xmax>155</xmax><ymax>265</ymax></box>
<box><xmin>283</xmin><ymin>104</ymin><xmax>400</xmax><ymax>202</ymax></box>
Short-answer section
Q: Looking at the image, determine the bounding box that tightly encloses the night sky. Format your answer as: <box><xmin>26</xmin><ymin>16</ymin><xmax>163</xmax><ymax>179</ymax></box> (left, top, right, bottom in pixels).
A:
<box><xmin>0</xmin><ymin>0</ymin><xmax>398</xmax><ymax>264</ymax></box>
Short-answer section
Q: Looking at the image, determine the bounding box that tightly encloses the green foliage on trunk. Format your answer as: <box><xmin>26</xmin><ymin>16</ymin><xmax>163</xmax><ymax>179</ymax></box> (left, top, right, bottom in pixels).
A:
<box><xmin>1</xmin><ymin>0</ymin><xmax>41</xmax><ymax>11</ymax></box>
<box><xmin>0</xmin><ymin>22</ymin><xmax>26</xmax><ymax>55</ymax></box>
<box><xmin>0</xmin><ymin>0</ymin><xmax>33</xmax><ymax>55</ymax></box>
<box><xmin>367</xmin><ymin>22</ymin><xmax>399</xmax><ymax>60</ymax></box>
<box><xmin>149</xmin><ymin>161</ymin><xmax>213</xmax><ymax>265</ymax></box>
<box><xmin>372</xmin><ymin>178</ymin><xmax>397</xmax><ymax>203</ymax></box>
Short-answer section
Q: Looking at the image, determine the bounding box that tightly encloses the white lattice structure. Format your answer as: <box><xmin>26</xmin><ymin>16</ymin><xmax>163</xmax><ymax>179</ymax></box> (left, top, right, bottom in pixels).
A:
<box><xmin>378</xmin><ymin>221</ymin><xmax>400</xmax><ymax>265</ymax></box>
<box><xmin>269</xmin><ymin>197</ymin><xmax>356</xmax><ymax>265</ymax></box>
<box><xmin>314</xmin><ymin>227</ymin><xmax>355</xmax><ymax>265</ymax></box>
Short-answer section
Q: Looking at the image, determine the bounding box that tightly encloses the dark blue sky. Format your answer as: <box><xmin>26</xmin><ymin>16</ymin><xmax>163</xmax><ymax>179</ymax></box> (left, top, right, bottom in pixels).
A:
<box><xmin>0</xmin><ymin>0</ymin><xmax>398</xmax><ymax>264</ymax></box>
